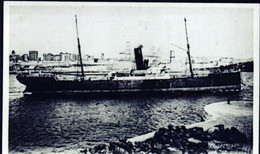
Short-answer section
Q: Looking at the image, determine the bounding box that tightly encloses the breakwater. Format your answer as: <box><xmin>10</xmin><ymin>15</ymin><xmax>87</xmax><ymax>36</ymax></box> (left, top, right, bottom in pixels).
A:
<box><xmin>86</xmin><ymin>124</ymin><xmax>248</xmax><ymax>153</ymax></box>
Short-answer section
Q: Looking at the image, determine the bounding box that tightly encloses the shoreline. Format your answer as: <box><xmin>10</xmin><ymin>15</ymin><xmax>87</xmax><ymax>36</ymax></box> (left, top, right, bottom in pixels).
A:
<box><xmin>127</xmin><ymin>100</ymin><xmax>253</xmax><ymax>147</ymax></box>
<box><xmin>83</xmin><ymin>100</ymin><xmax>253</xmax><ymax>154</ymax></box>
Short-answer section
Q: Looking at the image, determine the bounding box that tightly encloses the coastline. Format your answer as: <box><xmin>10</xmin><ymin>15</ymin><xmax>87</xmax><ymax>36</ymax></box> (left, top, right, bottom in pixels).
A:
<box><xmin>126</xmin><ymin>100</ymin><xmax>253</xmax><ymax>152</ymax></box>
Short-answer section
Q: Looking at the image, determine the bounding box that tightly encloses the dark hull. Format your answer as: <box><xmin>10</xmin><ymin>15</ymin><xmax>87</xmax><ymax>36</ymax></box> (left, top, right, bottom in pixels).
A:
<box><xmin>16</xmin><ymin>72</ymin><xmax>241</xmax><ymax>94</ymax></box>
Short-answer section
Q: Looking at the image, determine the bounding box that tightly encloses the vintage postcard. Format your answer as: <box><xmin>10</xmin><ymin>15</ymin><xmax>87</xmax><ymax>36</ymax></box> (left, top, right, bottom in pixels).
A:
<box><xmin>3</xmin><ymin>2</ymin><xmax>259</xmax><ymax>153</ymax></box>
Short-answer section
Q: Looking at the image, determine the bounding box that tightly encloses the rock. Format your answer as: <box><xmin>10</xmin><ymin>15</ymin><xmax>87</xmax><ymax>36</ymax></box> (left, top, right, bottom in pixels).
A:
<box><xmin>174</xmin><ymin>139</ymin><xmax>182</xmax><ymax>148</ymax></box>
<box><xmin>207</xmin><ymin>126</ymin><xmax>216</xmax><ymax>133</ymax></box>
<box><xmin>198</xmin><ymin>141</ymin><xmax>208</xmax><ymax>149</ymax></box>
<box><xmin>151</xmin><ymin>147</ymin><xmax>162</xmax><ymax>153</ymax></box>
<box><xmin>167</xmin><ymin>124</ymin><xmax>174</xmax><ymax>131</ymax></box>
<box><xmin>159</xmin><ymin>127</ymin><xmax>167</xmax><ymax>134</ymax></box>
<box><xmin>167</xmin><ymin>147</ymin><xmax>182</xmax><ymax>152</ymax></box>
<box><xmin>144</xmin><ymin>138</ymin><xmax>154</xmax><ymax>148</ymax></box>
<box><xmin>138</xmin><ymin>142</ymin><xmax>151</xmax><ymax>152</ymax></box>
<box><xmin>230</xmin><ymin>127</ymin><xmax>247</xmax><ymax>143</ymax></box>
<box><xmin>206</xmin><ymin>125</ymin><xmax>248</xmax><ymax>143</ymax></box>
<box><xmin>174</xmin><ymin>126</ymin><xmax>181</xmax><ymax>131</ymax></box>
<box><xmin>80</xmin><ymin>149</ymin><xmax>88</xmax><ymax>154</ymax></box>
<box><xmin>161</xmin><ymin>149</ymin><xmax>169</xmax><ymax>154</ymax></box>
<box><xmin>205</xmin><ymin>133</ymin><xmax>212</xmax><ymax>141</ymax></box>
<box><xmin>90</xmin><ymin>144</ymin><xmax>107</xmax><ymax>153</ymax></box>
<box><xmin>168</xmin><ymin>138</ymin><xmax>175</xmax><ymax>145</ymax></box>
<box><xmin>170</xmin><ymin>130</ymin><xmax>177</xmax><ymax>138</ymax></box>
<box><xmin>153</xmin><ymin>142</ymin><xmax>163</xmax><ymax>149</ymax></box>
<box><xmin>188</xmin><ymin>138</ymin><xmax>202</xmax><ymax>144</ymax></box>
<box><xmin>114</xmin><ymin>146</ymin><xmax>129</xmax><ymax>154</ymax></box>
<box><xmin>180</xmin><ymin>125</ymin><xmax>187</xmax><ymax>132</ymax></box>
<box><xmin>109</xmin><ymin>142</ymin><xmax>130</xmax><ymax>154</ymax></box>
<box><xmin>215</xmin><ymin>124</ymin><xmax>225</xmax><ymax>131</ymax></box>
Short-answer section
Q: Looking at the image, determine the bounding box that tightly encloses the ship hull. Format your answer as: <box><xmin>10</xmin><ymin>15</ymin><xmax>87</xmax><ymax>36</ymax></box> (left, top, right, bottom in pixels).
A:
<box><xmin>16</xmin><ymin>72</ymin><xmax>241</xmax><ymax>94</ymax></box>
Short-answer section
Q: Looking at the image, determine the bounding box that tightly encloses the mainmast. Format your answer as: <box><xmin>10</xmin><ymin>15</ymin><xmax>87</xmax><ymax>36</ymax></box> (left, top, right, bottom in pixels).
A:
<box><xmin>184</xmin><ymin>18</ymin><xmax>194</xmax><ymax>78</ymax></box>
<box><xmin>75</xmin><ymin>15</ymin><xmax>85</xmax><ymax>79</ymax></box>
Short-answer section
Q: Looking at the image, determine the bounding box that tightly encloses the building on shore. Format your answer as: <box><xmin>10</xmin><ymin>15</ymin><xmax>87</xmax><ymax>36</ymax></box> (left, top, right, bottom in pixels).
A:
<box><xmin>22</xmin><ymin>54</ymin><xmax>29</xmax><ymax>62</ymax></box>
<box><xmin>43</xmin><ymin>53</ymin><xmax>54</xmax><ymax>61</ymax></box>
<box><xmin>101</xmin><ymin>53</ymin><xmax>105</xmax><ymax>60</ymax></box>
<box><xmin>53</xmin><ymin>55</ymin><xmax>61</xmax><ymax>61</ymax></box>
<box><xmin>60</xmin><ymin>52</ymin><xmax>71</xmax><ymax>62</ymax></box>
<box><xmin>9</xmin><ymin>50</ymin><xmax>23</xmax><ymax>63</ymax></box>
<box><xmin>29</xmin><ymin>51</ymin><xmax>38</xmax><ymax>61</ymax></box>
<box><xmin>71</xmin><ymin>53</ymin><xmax>78</xmax><ymax>61</ymax></box>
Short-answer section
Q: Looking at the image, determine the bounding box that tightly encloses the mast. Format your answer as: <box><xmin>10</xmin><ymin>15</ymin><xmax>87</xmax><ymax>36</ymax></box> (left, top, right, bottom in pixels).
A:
<box><xmin>75</xmin><ymin>15</ymin><xmax>85</xmax><ymax>79</ymax></box>
<box><xmin>184</xmin><ymin>18</ymin><xmax>194</xmax><ymax>78</ymax></box>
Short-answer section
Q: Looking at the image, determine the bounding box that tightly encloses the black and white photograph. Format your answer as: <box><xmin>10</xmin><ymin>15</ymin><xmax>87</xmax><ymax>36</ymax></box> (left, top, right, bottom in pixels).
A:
<box><xmin>3</xmin><ymin>2</ymin><xmax>259</xmax><ymax>153</ymax></box>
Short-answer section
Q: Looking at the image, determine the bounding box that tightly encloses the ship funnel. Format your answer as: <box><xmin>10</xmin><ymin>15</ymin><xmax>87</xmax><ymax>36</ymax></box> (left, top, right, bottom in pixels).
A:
<box><xmin>134</xmin><ymin>45</ymin><xmax>149</xmax><ymax>70</ymax></box>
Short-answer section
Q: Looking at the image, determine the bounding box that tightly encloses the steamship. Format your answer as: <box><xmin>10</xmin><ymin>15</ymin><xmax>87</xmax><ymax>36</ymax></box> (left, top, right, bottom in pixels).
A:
<box><xmin>16</xmin><ymin>16</ymin><xmax>241</xmax><ymax>94</ymax></box>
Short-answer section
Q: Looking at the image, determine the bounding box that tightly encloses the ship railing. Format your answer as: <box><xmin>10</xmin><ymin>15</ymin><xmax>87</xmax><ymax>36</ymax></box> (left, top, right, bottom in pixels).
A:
<box><xmin>54</xmin><ymin>74</ymin><xmax>110</xmax><ymax>81</ymax></box>
<box><xmin>17</xmin><ymin>72</ymin><xmax>55</xmax><ymax>78</ymax></box>
<box><xmin>54</xmin><ymin>74</ymin><xmax>77</xmax><ymax>81</ymax></box>
<box><xmin>113</xmin><ymin>74</ymin><xmax>171</xmax><ymax>80</ymax></box>
<box><xmin>18</xmin><ymin>69</ymin><xmax>53</xmax><ymax>74</ymax></box>
<box><xmin>170</xmin><ymin>73</ymin><xmax>210</xmax><ymax>78</ymax></box>
<box><xmin>38</xmin><ymin>73</ymin><xmax>56</xmax><ymax>78</ymax></box>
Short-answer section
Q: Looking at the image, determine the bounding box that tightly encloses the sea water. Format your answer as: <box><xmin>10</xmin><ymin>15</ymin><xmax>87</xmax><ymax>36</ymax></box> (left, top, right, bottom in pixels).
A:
<box><xmin>8</xmin><ymin>72</ymin><xmax>253</xmax><ymax>153</ymax></box>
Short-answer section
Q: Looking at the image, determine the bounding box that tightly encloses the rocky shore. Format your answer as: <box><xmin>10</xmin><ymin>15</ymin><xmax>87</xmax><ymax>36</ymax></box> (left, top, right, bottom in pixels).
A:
<box><xmin>82</xmin><ymin>124</ymin><xmax>249</xmax><ymax>153</ymax></box>
<box><xmin>80</xmin><ymin>101</ymin><xmax>253</xmax><ymax>153</ymax></box>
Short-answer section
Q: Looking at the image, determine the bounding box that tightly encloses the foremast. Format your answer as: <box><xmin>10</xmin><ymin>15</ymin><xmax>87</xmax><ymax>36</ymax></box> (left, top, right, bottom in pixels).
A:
<box><xmin>75</xmin><ymin>15</ymin><xmax>85</xmax><ymax>80</ymax></box>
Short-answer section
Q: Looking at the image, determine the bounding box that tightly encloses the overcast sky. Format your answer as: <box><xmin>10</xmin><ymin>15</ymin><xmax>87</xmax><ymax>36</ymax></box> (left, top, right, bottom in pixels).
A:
<box><xmin>8</xmin><ymin>3</ymin><xmax>255</xmax><ymax>59</ymax></box>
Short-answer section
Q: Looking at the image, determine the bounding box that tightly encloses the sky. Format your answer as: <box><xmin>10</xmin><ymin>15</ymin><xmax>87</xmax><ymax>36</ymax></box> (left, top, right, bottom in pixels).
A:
<box><xmin>8</xmin><ymin>3</ymin><xmax>256</xmax><ymax>59</ymax></box>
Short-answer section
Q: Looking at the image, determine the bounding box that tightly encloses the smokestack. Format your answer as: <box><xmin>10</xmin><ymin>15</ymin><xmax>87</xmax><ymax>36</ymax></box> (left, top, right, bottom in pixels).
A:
<box><xmin>134</xmin><ymin>45</ymin><xmax>144</xmax><ymax>70</ymax></box>
<box><xmin>134</xmin><ymin>45</ymin><xmax>149</xmax><ymax>70</ymax></box>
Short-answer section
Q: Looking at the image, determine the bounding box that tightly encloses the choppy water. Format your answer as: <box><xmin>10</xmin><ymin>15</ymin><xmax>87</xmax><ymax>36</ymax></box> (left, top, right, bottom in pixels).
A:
<box><xmin>8</xmin><ymin>72</ymin><xmax>253</xmax><ymax>153</ymax></box>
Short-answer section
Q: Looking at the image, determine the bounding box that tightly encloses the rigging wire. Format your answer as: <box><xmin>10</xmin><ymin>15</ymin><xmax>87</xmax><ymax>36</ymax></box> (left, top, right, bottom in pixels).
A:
<box><xmin>170</xmin><ymin>43</ymin><xmax>187</xmax><ymax>53</ymax></box>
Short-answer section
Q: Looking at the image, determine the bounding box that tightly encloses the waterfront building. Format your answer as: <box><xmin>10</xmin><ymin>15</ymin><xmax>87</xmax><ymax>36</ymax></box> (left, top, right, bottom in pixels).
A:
<box><xmin>60</xmin><ymin>52</ymin><xmax>71</xmax><ymax>62</ymax></box>
<box><xmin>43</xmin><ymin>53</ymin><xmax>54</xmax><ymax>61</ymax></box>
<box><xmin>9</xmin><ymin>50</ymin><xmax>16</xmax><ymax>62</ymax></box>
<box><xmin>9</xmin><ymin>50</ymin><xmax>22</xmax><ymax>63</ymax></box>
<box><xmin>29</xmin><ymin>51</ymin><xmax>38</xmax><ymax>61</ymax></box>
<box><xmin>22</xmin><ymin>54</ymin><xmax>29</xmax><ymax>62</ymax></box>
<box><xmin>219</xmin><ymin>57</ymin><xmax>234</xmax><ymax>66</ymax></box>
<box><xmin>53</xmin><ymin>55</ymin><xmax>61</xmax><ymax>61</ymax></box>
<box><xmin>71</xmin><ymin>54</ymin><xmax>78</xmax><ymax>61</ymax></box>
<box><xmin>86</xmin><ymin>55</ymin><xmax>91</xmax><ymax>61</ymax></box>
<box><xmin>43</xmin><ymin>53</ymin><xmax>47</xmax><ymax>61</ymax></box>
<box><xmin>101</xmin><ymin>53</ymin><xmax>104</xmax><ymax>60</ymax></box>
